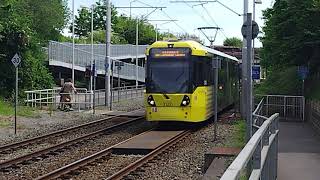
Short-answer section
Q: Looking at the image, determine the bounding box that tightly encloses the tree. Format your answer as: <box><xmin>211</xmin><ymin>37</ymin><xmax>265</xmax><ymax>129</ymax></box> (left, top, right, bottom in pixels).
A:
<box><xmin>256</xmin><ymin>0</ymin><xmax>320</xmax><ymax>96</ymax></box>
<box><xmin>261</xmin><ymin>0</ymin><xmax>320</xmax><ymax>70</ymax></box>
<box><xmin>72</xmin><ymin>0</ymin><xmax>118</xmax><ymax>37</ymax></box>
<box><xmin>223</xmin><ymin>37</ymin><xmax>242</xmax><ymax>47</ymax></box>
<box><xmin>0</xmin><ymin>0</ymin><xmax>68</xmax><ymax>97</ymax></box>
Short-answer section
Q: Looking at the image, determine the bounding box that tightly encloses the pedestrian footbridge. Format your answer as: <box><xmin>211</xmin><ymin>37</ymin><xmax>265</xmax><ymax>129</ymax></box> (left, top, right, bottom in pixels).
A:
<box><xmin>48</xmin><ymin>41</ymin><xmax>148</xmax><ymax>82</ymax></box>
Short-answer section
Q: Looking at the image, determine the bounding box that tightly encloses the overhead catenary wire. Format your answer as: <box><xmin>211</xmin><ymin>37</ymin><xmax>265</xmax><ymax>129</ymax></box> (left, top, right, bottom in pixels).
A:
<box><xmin>130</xmin><ymin>0</ymin><xmax>188</xmax><ymax>34</ymax></box>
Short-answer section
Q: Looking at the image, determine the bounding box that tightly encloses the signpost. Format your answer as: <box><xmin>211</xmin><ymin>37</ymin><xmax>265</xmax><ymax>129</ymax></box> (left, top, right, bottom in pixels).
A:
<box><xmin>11</xmin><ymin>53</ymin><xmax>21</xmax><ymax>134</ymax></box>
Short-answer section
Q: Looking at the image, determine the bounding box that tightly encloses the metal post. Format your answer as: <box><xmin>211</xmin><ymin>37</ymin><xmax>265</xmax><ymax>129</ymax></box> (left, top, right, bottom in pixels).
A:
<box><xmin>110</xmin><ymin>62</ymin><xmax>113</xmax><ymax>110</ymax></box>
<box><xmin>214</xmin><ymin>60</ymin><xmax>218</xmax><ymax>141</ymax></box>
<box><xmin>93</xmin><ymin>60</ymin><xmax>96</xmax><ymax>114</ymax></box>
<box><xmin>105</xmin><ymin>0</ymin><xmax>111</xmax><ymax>107</ymax></box>
<box><xmin>155</xmin><ymin>24</ymin><xmax>158</xmax><ymax>41</ymax></box>
<box><xmin>245</xmin><ymin>13</ymin><xmax>253</xmax><ymax>142</ymax></box>
<box><xmin>15</xmin><ymin>67</ymin><xmax>18</xmax><ymax>135</ymax></box>
<box><xmin>241</xmin><ymin>0</ymin><xmax>249</xmax><ymax>117</ymax></box>
<box><xmin>118</xmin><ymin>67</ymin><xmax>120</xmax><ymax>102</ymax></box>
<box><xmin>90</xmin><ymin>5</ymin><xmax>94</xmax><ymax>92</ymax></box>
<box><xmin>136</xmin><ymin>18</ymin><xmax>139</xmax><ymax>87</ymax></box>
<box><xmin>72</xmin><ymin>0</ymin><xmax>75</xmax><ymax>83</ymax></box>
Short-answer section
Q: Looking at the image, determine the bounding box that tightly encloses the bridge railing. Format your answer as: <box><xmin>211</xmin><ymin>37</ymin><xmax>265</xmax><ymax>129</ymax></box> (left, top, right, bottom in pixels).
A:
<box><xmin>221</xmin><ymin>98</ymin><xmax>279</xmax><ymax>180</ymax></box>
<box><xmin>48</xmin><ymin>41</ymin><xmax>147</xmax><ymax>82</ymax></box>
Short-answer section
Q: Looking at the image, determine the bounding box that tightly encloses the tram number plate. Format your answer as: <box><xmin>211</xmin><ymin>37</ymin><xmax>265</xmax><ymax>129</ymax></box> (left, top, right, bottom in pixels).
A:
<box><xmin>151</xmin><ymin>107</ymin><xmax>158</xmax><ymax>112</ymax></box>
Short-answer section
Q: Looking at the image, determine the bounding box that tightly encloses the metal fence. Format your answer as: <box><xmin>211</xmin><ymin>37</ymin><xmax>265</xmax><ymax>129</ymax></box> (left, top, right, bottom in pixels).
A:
<box><xmin>221</xmin><ymin>98</ymin><xmax>279</xmax><ymax>180</ymax></box>
<box><xmin>306</xmin><ymin>100</ymin><xmax>320</xmax><ymax>134</ymax></box>
<box><xmin>263</xmin><ymin>95</ymin><xmax>305</xmax><ymax>122</ymax></box>
<box><xmin>25</xmin><ymin>85</ymin><xmax>145</xmax><ymax>111</ymax></box>
<box><xmin>25</xmin><ymin>88</ymin><xmax>92</xmax><ymax>111</ymax></box>
<box><xmin>93</xmin><ymin>85</ymin><xmax>145</xmax><ymax>106</ymax></box>
<box><xmin>48</xmin><ymin>41</ymin><xmax>147</xmax><ymax>82</ymax></box>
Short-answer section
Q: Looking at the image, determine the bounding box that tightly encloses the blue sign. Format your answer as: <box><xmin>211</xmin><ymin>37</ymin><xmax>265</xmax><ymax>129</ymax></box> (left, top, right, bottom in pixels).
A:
<box><xmin>297</xmin><ymin>66</ymin><xmax>309</xmax><ymax>80</ymax></box>
<box><xmin>252</xmin><ymin>66</ymin><xmax>260</xmax><ymax>80</ymax></box>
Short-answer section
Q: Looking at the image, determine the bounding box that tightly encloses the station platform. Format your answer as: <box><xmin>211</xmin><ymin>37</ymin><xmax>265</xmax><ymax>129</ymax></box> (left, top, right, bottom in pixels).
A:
<box><xmin>278</xmin><ymin>122</ymin><xmax>320</xmax><ymax>180</ymax></box>
<box><xmin>112</xmin><ymin>130</ymin><xmax>184</xmax><ymax>155</ymax></box>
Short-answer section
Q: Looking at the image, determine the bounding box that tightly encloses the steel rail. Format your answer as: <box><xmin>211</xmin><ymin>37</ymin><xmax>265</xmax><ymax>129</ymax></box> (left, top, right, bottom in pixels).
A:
<box><xmin>0</xmin><ymin>116</ymin><xmax>144</xmax><ymax>170</ymax></box>
<box><xmin>106</xmin><ymin>130</ymin><xmax>191</xmax><ymax>180</ymax></box>
<box><xmin>36</xmin><ymin>130</ymin><xmax>190</xmax><ymax>180</ymax></box>
<box><xmin>0</xmin><ymin>111</ymin><xmax>141</xmax><ymax>153</ymax></box>
<box><xmin>35</xmin><ymin>129</ymin><xmax>156</xmax><ymax>180</ymax></box>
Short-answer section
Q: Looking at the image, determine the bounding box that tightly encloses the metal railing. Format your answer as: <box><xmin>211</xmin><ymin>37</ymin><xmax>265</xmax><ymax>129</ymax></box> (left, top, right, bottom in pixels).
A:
<box><xmin>25</xmin><ymin>85</ymin><xmax>145</xmax><ymax>110</ymax></box>
<box><xmin>94</xmin><ymin>85</ymin><xmax>145</xmax><ymax>106</ymax></box>
<box><xmin>221</xmin><ymin>114</ymin><xmax>279</xmax><ymax>180</ymax></box>
<box><xmin>262</xmin><ymin>95</ymin><xmax>305</xmax><ymax>122</ymax></box>
<box><xmin>48</xmin><ymin>41</ymin><xmax>147</xmax><ymax>82</ymax></box>
<box><xmin>221</xmin><ymin>98</ymin><xmax>279</xmax><ymax>180</ymax></box>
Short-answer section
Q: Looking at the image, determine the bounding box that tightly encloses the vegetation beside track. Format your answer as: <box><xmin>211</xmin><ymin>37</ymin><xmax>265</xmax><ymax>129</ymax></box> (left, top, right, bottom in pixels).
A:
<box><xmin>226</xmin><ymin>119</ymin><xmax>246</xmax><ymax>148</ymax></box>
<box><xmin>0</xmin><ymin>99</ymin><xmax>38</xmax><ymax>118</ymax></box>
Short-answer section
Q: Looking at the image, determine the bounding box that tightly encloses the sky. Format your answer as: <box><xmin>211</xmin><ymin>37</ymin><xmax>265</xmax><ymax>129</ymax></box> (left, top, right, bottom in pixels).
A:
<box><xmin>66</xmin><ymin>0</ymin><xmax>275</xmax><ymax>47</ymax></box>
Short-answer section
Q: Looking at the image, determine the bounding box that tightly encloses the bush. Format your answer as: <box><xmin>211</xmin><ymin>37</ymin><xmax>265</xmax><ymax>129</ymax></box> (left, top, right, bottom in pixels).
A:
<box><xmin>255</xmin><ymin>66</ymin><xmax>302</xmax><ymax>96</ymax></box>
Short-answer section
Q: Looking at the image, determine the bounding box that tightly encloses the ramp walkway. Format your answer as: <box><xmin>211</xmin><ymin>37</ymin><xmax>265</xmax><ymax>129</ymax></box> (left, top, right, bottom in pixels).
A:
<box><xmin>278</xmin><ymin>122</ymin><xmax>320</xmax><ymax>180</ymax></box>
<box><xmin>48</xmin><ymin>41</ymin><xmax>148</xmax><ymax>82</ymax></box>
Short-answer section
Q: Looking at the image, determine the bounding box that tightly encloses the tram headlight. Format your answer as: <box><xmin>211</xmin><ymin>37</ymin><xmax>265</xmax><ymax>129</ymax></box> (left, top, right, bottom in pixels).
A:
<box><xmin>147</xmin><ymin>95</ymin><xmax>156</xmax><ymax>106</ymax></box>
<box><xmin>180</xmin><ymin>95</ymin><xmax>190</xmax><ymax>106</ymax></box>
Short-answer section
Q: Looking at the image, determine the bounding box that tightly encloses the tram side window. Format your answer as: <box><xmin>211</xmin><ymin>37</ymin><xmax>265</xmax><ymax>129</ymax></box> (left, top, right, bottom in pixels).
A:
<box><xmin>193</xmin><ymin>57</ymin><xmax>213</xmax><ymax>87</ymax></box>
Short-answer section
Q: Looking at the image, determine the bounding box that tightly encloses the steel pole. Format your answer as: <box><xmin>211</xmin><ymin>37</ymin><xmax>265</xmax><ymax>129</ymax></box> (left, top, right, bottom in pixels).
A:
<box><xmin>15</xmin><ymin>67</ymin><xmax>18</xmax><ymax>135</ymax></box>
<box><xmin>105</xmin><ymin>0</ymin><xmax>111</xmax><ymax>107</ymax></box>
<box><xmin>245</xmin><ymin>13</ymin><xmax>253</xmax><ymax>141</ymax></box>
<box><xmin>72</xmin><ymin>0</ymin><xmax>75</xmax><ymax>83</ymax></box>
<box><xmin>90</xmin><ymin>5</ymin><xmax>94</xmax><ymax>92</ymax></box>
<box><xmin>214</xmin><ymin>60</ymin><xmax>218</xmax><ymax>141</ymax></box>
<box><xmin>241</xmin><ymin>0</ymin><xmax>249</xmax><ymax>118</ymax></box>
<box><xmin>252</xmin><ymin>0</ymin><xmax>256</xmax><ymax>74</ymax></box>
<box><xmin>135</xmin><ymin>18</ymin><xmax>139</xmax><ymax>87</ymax></box>
<box><xmin>155</xmin><ymin>24</ymin><xmax>158</xmax><ymax>41</ymax></box>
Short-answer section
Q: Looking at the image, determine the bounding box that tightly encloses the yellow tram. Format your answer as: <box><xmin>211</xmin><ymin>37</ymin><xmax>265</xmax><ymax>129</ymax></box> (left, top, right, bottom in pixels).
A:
<box><xmin>145</xmin><ymin>40</ymin><xmax>239</xmax><ymax>123</ymax></box>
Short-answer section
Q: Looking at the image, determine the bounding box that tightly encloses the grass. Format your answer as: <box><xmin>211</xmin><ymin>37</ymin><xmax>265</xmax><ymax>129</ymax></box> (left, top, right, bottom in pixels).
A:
<box><xmin>0</xmin><ymin>99</ymin><xmax>39</xmax><ymax>118</ymax></box>
<box><xmin>0</xmin><ymin>120</ymin><xmax>11</xmax><ymax>128</ymax></box>
<box><xmin>227</xmin><ymin>119</ymin><xmax>246</xmax><ymax>148</ymax></box>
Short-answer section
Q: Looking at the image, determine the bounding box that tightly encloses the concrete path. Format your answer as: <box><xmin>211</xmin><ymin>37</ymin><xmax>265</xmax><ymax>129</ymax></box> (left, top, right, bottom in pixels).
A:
<box><xmin>278</xmin><ymin>122</ymin><xmax>320</xmax><ymax>180</ymax></box>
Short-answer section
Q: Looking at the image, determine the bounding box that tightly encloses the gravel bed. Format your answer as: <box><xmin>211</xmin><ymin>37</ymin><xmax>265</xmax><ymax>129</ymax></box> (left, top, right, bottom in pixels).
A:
<box><xmin>0</xmin><ymin>117</ymin><xmax>135</xmax><ymax>163</ymax></box>
<box><xmin>0</xmin><ymin>120</ymin><xmax>152</xmax><ymax>179</ymax></box>
<box><xmin>74</xmin><ymin>154</ymin><xmax>143</xmax><ymax>180</ymax></box>
<box><xmin>132</xmin><ymin>122</ymin><xmax>238</xmax><ymax>180</ymax></box>
<box><xmin>0</xmin><ymin>98</ymin><xmax>144</xmax><ymax>146</ymax></box>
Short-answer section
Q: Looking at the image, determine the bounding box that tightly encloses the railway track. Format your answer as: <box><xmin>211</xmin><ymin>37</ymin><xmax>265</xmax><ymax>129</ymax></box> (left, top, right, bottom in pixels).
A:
<box><xmin>0</xmin><ymin>115</ymin><xmax>145</xmax><ymax>171</ymax></box>
<box><xmin>35</xmin><ymin>130</ymin><xmax>191</xmax><ymax>180</ymax></box>
<box><xmin>0</xmin><ymin>110</ymin><xmax>142</xmax><ymax>157</ymax></box>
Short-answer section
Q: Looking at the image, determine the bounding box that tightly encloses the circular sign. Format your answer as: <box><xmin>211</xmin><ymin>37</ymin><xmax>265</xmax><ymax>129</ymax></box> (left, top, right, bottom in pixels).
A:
<box><xmin>241</xmin><ymin>20</ymin><xmax>259</xmax><ymax>39</ymax></box>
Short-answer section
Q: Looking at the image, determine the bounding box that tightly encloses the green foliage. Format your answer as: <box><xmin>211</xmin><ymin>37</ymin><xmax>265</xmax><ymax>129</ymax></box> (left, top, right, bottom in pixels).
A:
<box><xmin>261</xmin><ymin>0</ymin><xmax>320</xmax><ymax>70</ymax></box>
<box><xmin>255</xmin><ymin>66</ymin><xmax>302</xmax><ymax>95</ymax></box>
<box><xmin>259</xmin><ymin>0</ymin><xmax>320</xmax><ymax>96</ymax></box>
<box><xmin>0</xmin><ymin>0</ymin><xmax>67</xmax><ymax>98</ymax></box>
<box><xmin>0</xmin><ymin>99</ymin><xmax>38</xmax><ymax>117</ymax></box>
<box><xmin>226</xmin><ymin>120</ymin><xmax>246</xmax><ymax>148</ymax></box>
<box><xmin>71</xmin><ymin>3</ymin><xmax>177</xmax><ymax>45</ymax></box>
<box><xmin>223</xmin><ymin>37</ymin><xmax>243</xmax><ymax>47</ymax></box>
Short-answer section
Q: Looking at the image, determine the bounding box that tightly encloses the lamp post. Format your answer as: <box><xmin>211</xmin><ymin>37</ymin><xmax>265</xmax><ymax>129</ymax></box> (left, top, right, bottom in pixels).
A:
<box><xmin>90</xmin><ymin>4</ymin><xmax>95</xmax><ymax>92</ymax></box>
<box><xmin>72</xmin><ymin>0</ymin><xmax>75</xmax><ymax>83</ymax></box>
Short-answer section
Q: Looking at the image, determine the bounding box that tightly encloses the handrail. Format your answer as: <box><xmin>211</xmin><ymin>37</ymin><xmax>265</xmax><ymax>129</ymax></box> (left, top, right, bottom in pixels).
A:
<box><xmin>221</xmin><ymin>113</ymin><xmax>279</xmax><ymax>180</ymax></box>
